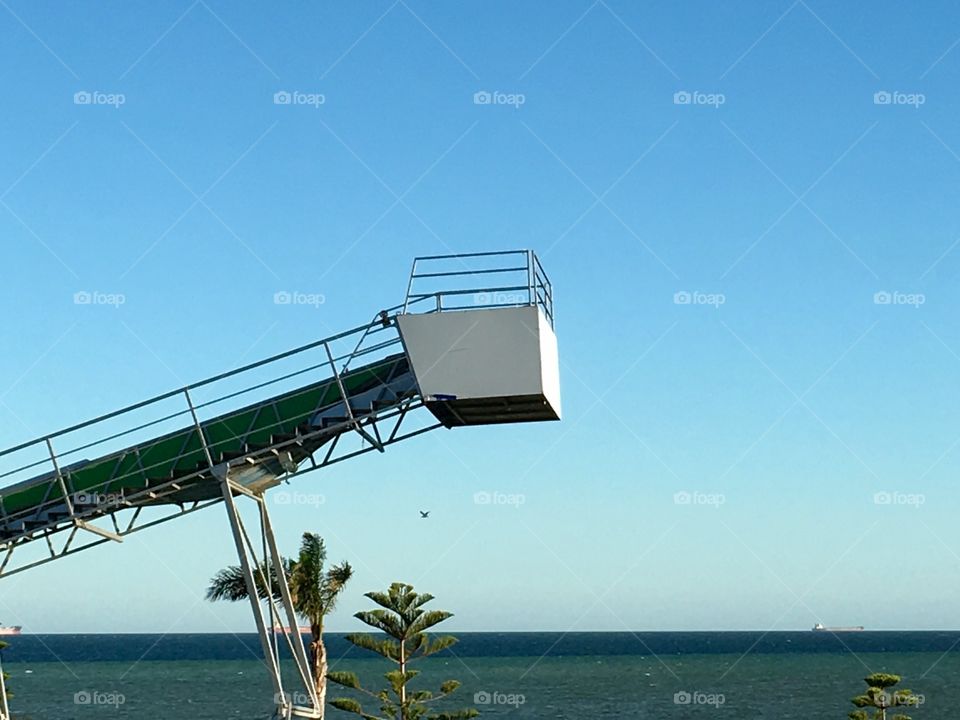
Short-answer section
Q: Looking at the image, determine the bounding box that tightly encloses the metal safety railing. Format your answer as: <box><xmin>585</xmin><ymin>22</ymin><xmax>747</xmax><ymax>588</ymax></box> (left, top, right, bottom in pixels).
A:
<box><xmin>401</xmin><ymin>250</ymin><xmax>554</xmax><ymax>327</ymax></box>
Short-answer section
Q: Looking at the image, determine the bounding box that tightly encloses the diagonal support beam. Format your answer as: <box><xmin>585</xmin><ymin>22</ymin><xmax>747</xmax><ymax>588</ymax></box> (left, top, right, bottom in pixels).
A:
<box><xmin>74</xmin><ymin>520</ymin><xmax>122</xmax><ymax>543</ymax></box>
<box><xmin>323</xmin><ymin>342</ymin><xmax>384</xmax><ymax>452</ymax></box>
<box><xmin>216</xmin><ymin>465</ymin><xmax>321</xmax><ymax>719</ymax></box>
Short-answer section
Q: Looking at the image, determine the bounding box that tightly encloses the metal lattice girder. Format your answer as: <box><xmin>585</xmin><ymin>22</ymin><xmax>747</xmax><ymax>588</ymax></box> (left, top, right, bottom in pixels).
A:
<box><xmin>0</xmin><ymin>398</ymin><xmax>438</xmax><ymax>579</ymax></box>
<box><xmin>0</xmin><ymin>353</ymin><xmax>412</xmax><ymax>521</ymax></box>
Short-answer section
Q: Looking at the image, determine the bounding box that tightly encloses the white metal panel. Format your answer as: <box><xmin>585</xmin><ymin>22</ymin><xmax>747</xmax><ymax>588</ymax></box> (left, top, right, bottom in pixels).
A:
<box><xmin>397</xmin><ymin>306</ymin><xmax>561</xmax><ymax>424</ymax></box>
<box><xmin>537</xmin><ymin>310</ymin><xmax>562</xmax><ymax>420</ymax></box>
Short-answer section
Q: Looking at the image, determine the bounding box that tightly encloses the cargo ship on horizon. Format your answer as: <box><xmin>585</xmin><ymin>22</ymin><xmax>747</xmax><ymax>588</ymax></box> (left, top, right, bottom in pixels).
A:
<box><xmin>812</xmin><ymin>623</ymin><xmax>864</xmax><ymax>632</ymax></box>
<box><xmin>272</xmin><ymin>624</ymin><xmax>311</xmax><ymax>635</ymax></box>
<box><xmin>0</xmin><ymin>625</ymin><xmax>22</xmax><ymax>637</ymax></box>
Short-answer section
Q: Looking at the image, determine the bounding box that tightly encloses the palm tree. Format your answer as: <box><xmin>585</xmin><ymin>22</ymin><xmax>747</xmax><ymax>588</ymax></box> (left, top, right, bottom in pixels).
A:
<box><xmin>206</xmin><ymin>532</ymin><xmax>352</xmax><ymax>715</ymax></box>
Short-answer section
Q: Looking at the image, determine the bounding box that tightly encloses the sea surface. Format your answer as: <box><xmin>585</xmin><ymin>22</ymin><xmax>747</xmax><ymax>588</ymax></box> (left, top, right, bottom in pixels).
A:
<box><xmin>1</xmin><ymin>632</ymin><xmax>957</xmax><ymax>718</ymax></box>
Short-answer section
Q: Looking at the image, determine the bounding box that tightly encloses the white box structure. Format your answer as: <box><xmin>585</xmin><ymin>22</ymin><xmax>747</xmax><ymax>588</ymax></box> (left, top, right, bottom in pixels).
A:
<box><xmin>397</xmin><ymin>305</ymin><xmax>561</xmax><ymax>426</ymax></box>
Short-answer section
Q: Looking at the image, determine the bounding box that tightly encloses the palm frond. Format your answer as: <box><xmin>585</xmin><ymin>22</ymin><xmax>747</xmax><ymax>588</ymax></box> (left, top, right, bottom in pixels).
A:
<box><xmin>205</xmin><ymin>557</ymin><xmax>293</xmax><ymax>602</ymax></box>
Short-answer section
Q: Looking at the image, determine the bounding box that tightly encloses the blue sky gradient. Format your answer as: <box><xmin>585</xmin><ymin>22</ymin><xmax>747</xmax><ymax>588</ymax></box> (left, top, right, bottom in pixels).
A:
<box><xmin>2</xmin><ymin>1</ymin><xmax>960</xmax><ymax>632</ymax></box>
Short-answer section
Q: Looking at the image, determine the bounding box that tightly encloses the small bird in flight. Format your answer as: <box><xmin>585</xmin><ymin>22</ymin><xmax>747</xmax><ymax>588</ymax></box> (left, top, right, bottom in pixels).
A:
<box><xmin>419</xmin><ymin>510</ymin><xmax>430</xmax><ymax>519</ymax></box>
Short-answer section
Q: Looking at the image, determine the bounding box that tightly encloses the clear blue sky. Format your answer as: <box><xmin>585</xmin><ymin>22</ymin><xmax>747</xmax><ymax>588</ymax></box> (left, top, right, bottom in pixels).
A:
<box><xmin>2</xmin><ymin>1</ymin><xmax>960</xmax><ymax>633</ymax></box>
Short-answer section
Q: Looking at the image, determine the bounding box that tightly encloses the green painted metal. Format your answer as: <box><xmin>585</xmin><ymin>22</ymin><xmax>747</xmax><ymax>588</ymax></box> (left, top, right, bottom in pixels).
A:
<box><xmin>0</xmin><ymin>354</ymin><xmax>409</xmax><ymax>520</ymax></box>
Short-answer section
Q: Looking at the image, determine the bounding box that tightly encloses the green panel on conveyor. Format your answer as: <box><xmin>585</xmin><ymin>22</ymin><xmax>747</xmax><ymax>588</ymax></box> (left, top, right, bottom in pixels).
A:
<box><xmin>1</xmin><ymin>354</ymin><xmax>408</xmax><ymax>517</ymax></box>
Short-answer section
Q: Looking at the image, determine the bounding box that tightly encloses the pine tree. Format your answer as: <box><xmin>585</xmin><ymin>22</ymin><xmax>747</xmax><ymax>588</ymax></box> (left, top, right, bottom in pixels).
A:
<box><xmin>327</xmin><ymin>582</ymin><xmax>478</xmax><ymax>720</ymax></box>
<box><xmin>849</xmin><ymin>673</ymin><xmax>921</xmax><ymax>720</ymax></box>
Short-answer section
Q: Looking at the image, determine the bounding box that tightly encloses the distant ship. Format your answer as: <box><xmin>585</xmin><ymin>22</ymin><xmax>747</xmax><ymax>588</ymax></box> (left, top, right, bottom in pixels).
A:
<box><xmin>812</xmin><ymin>623</ymin><xmax>864</xmax><ymax>632</ymax></box>
<box><xmin>272</xmin><ymin>624</ymin><xmax>311</xmax><ymax>634</ymax></box>
<box><xmin>0</xmin><ymin>626</ymin><xmax>21</xmax><ymax>637</ymax></box>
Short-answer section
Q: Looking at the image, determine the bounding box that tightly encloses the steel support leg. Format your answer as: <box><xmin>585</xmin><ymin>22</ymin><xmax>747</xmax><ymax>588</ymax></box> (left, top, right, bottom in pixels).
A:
<box><xmin>0</xmin><ymin>654</ymin><xmax>9</xmax><ymax>720</ymax></box>
<box><xmin>217</xmin><ymin>467</ymin><xmax>321</xmax><ymax>719</ymax></box>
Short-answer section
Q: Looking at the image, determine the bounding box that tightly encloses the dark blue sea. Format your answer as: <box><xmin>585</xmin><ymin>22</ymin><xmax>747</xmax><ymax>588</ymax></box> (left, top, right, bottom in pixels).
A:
<box><xmin>2</xmin><ymin>632</ymin><xmax>956</xmax><ymax>718</ymax></box>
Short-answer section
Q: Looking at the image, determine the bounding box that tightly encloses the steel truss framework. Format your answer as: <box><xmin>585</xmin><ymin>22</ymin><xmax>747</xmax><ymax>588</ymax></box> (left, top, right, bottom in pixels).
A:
<box><xmin>218</xmin><ymin>468</ymin><xmax>321</xmax><ymax>719</ymax></box>
<box><xmin>0</xmin><ymin>398</ymin><xmax>437</xmax><ymax>579</ymax></box>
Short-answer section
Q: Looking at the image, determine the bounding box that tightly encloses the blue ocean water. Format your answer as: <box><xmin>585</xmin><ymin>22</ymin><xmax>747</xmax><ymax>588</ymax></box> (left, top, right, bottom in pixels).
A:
<box><xmin>2</xmin><ymin>632</ymin><xmax>957</xmax><ymax>718</ymax></box>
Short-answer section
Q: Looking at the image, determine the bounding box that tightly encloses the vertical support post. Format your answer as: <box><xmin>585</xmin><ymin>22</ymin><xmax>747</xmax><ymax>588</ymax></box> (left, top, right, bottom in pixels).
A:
<box><xmin>261</xmin><ymin>517</ymin><xmax>280</xmax><ymax>663</ymax></box>
<box><xmin>218</xmin><ymin>469</ymin><xmax>321</xmax><ymax>719</ymax></box>
<box><xmin>402</xmin><ymin>257</ymin><xmax>418</xmax><ymax>314</ymax></box>
<box><xmin>261</xmin><ymin>500</ymin><xmax>320</xmax><ymax>707</ymax></box>
<box><xmin>324</xmin><ymin>342</ymin><xmax>355</xmax><ymax>424</ymax></box>
<box><xmin>46</xmin><ymin>438</ymin><xmax>74</xmax><ymax>517</ymax></box>
<box><xmin>218</xmin><ymin>471</ymin><xmax>288</xmax><ymax>714</ymax></box>
<box><xmin>184</xmin><ymin>389</ymin><xmax>216</xmax><ymax>469</ymax></box>
<box><xmin>0</xmin><ymin>652</ymin><xmax>9</xmax><ymax>720</ymax></box>
<box><xmin>527</xmin><ymin>249</ymin><xmax>535</xmax><ymax>308</ymax></box>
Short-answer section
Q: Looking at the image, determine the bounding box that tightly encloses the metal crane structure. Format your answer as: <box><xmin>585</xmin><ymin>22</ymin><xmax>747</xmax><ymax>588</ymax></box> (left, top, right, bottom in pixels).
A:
<box><xmin>0</xmin><ymin>250</ymin><xmax>560</xmax><ymax>719</ymax></box>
